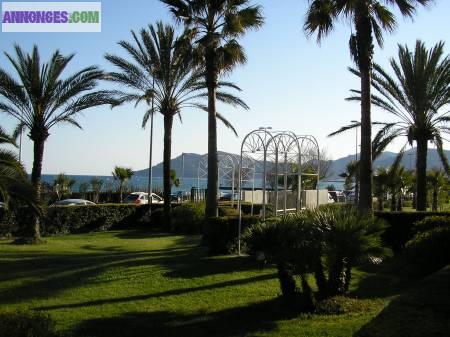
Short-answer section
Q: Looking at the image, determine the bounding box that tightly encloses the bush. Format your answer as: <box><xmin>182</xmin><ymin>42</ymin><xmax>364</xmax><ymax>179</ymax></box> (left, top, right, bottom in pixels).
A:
<box><xmin>315</xmin><ymin>296</ymin><xmax>372</xmax><ymax>315</ymax></box>
<box><xmin>170</xmin><ymin>203</ymin><xmax>205</xmax><ymax>234</ymax></box>
<box><xmin>218</xmin><ymin>206</ymin><xmax>239</xmax><ymax>217</ymax></box>
<box><xmin>44</xmin><ymin>204</ymin><xmax>150</xmax><ymax>234</ymax></box>
<box><xmin>203</xmin><ymin>215</ymin><xmax>260</xmax><ymax>255</ymax></box>
<box><xmin>413</xmin><ymin>216</ymin><xmax>450</xmax><ymax>234</ymax></box>
<box><xmin>405</xmin><ymin>226</ymin><xmax>450</xmax><ymax>276</ymax></box>
<box><xmin>0</xmin><ymin>311</ymin><xmax>59</xmax><ymax>337</ymax></box>
<box><xmin>375</xmin><ymin>211</ymin><xmax>450</xmax><ymax>254</ymax></box>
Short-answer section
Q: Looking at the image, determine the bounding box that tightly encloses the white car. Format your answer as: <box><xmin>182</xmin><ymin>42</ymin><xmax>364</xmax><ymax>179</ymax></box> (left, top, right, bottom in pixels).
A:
<box><xmin>52</xmin><ymin>199</ymin><xmax>95</xmax><ymax>206</ymax></box>
<box><xmin>123</xmin><ymin>192</ymin><xmax>163</xmax><ymax>205</ymax></box>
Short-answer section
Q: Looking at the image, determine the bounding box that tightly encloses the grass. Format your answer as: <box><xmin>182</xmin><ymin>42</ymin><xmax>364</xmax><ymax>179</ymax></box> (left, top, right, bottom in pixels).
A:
<box><xmin>0</xmin><ymin>230</ymin><xmax>412</xmax><ymax>337</ymax></box>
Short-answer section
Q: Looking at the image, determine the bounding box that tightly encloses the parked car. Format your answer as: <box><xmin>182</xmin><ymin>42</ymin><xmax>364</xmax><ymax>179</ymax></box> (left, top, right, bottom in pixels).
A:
<box><xmin>52</xmin><ymin>199</ymin><xmax>95</xmax><ymax>206</ymax></box>
<box><xmin>123</xmin><ymin>192</ymin><xmax>163</xmax><ymax>205</ymax></box>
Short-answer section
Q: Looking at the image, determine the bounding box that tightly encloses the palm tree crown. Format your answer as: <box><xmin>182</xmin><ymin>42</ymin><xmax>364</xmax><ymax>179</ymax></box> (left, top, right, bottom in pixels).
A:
<box><xmin>304</xmin><ymin>0</ymin><xmax>431</xmax><ymax>212</ymax></box>
<box><xmin>348</xmin><ymin>40</ymin><xmax>450</xmax><ymax>210</ymax></box>
<box><xmin>161</xmin><ymin>0</ymin><xmax>263</xmax><ymax>218</ymax></box>
<box><xmin>0</xmin><ymin>45</ymin><xmax>117</xmax><ymax>239</ymax></box>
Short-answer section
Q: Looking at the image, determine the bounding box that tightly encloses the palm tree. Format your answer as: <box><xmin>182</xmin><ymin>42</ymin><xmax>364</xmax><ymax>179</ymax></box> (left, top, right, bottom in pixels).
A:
<box><xmin>339</xmin><ymin>161</ymin><xmax>359</xmax><ymax>204</ymax></box>
<box><xmin>427</xmin><ymin>169</ymin><xmax>447</xmax><ymax>211</ymax></box>
<box><xmin>170</xmin><ymin>169</ymin><xmax>180</xmax><ymax>188</ymax></box>
<box><xmin>0</xmin><ymin>126</ymin><xmax>39</xmax><ymax>213</ymax></box>
<box><xmin>162</xmin><ymin>0</ymin><xmax>264</xmax><ymax>217</ymax></box>
<box><xmin>106</xmin><ymin>22</ymin><xmax>246</xmax><ymax>223</ymax></box>
<box><xmin>112</xmin><ymin>166</ymin><xmax>134</xmax><ymax>203</ymax></box>
<box><xmin>53</xmin><ymin>173</ymin><xmax>76</xmax><ymax>200</ymax></box>
<box><xmin>305</xmin><ymin>0</ymin><xmax>431</xmax><ymax>212</ymax></box>
<box><xmin>0</xmin><ymin>45</ymin><xmax>117</xmax><ymax>240</ymax></box>
<box><xmin>348</xmin><ymin>41</ymin><xmax>450</xmax><ymax>211</ymax></box>
<box><xmin>90</xmin><ymin>178</ymin><xmax>104</xmax><ymax>203</ymax></box>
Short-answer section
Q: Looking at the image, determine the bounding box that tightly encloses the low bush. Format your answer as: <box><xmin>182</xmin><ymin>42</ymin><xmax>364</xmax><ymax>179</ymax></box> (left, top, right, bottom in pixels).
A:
<box><xmin>170</xmin><ymin>203</ymin><xmax>205</xmax><ymax>234</ymax></box>
<box><xmin>413</xmin><ymin>216</ymin><xmax>450</xmax><ymax>234</ymax></box>
<box><xmin>218</xmin><ymin>206</ymin><xmax>239</xmax><ymax>217</ymax></box>
<box><xmin>0</xmin><ymin>311</ymin><xmax>59</xmax><ymax>337</ymax></box>
<box><xmin>375</xmin><ymin>211</ymin><xmax>450</xmax><ymax>254</ymax></box>
<box><xmin>203</xmin><ymin>215</ymin><xmax>260</xmax><ymax>255</ymax></box>
<box><xmin>405</xmin><ymin>226</ymin><xmax>450</xmax><ymax>276</ymax></box>
<box><xmin>44</xmin><ymin>204</ymin><xmax>150</xmax><ymax>234</ymax></box>
<box><xmin>315</xmin><ymin>296</ymin><xmax>373</xmax><ymax>315</ymax></box>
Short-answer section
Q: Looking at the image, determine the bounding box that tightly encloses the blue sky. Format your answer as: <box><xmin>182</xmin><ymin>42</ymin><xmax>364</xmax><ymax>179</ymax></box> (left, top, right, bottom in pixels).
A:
<box><xmin>0</xmin><ymin>0</ymin><xmax>449</xmax><ymax>175</ymax></box>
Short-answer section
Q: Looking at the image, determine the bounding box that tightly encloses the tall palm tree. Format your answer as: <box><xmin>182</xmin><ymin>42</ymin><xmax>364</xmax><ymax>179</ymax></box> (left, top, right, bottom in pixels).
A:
<box><xmin>348</xmin><ymin>41</ymin><xmax>450</xmax><ymax>211</ymax></box>
<box><xmin>0</xmin><ymin>126</ymin><xmax>39</xmax><ymax>213</ymax></box>
<box><xmin>304</xmin><ymin>0</ymin><xmax>431</xmax><ymax>212</ymax></box>
<box><xmin>112</xmin><ymin>166</ymin><xmax>134</xmax><ymax>203</ymax></box>
<box><xmin>162</xmin><ymin>0</ymin><xmax>264</xmax><ymax>217</ymax></box>
<box><xmin>106</xmin><ymin>22</ymin><xmax>246</xmax><ymax>222</ymax></box>
<box><xmin>0</xmin><ymin>45</ymin><xmax>117</xmax><ymax>240</ymax></box>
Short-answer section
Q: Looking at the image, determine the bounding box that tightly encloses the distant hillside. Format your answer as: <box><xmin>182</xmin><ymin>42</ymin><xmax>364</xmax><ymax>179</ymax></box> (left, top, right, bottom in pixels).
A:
<box><xmin>328</xmin><ymin>147</ymin><xmax>450</xmax><ymax>180</ymax></box>
<box><xmin>135</xmin><ymin>148</ymin><xmax>450</xmax><ymax>180</ymax></box>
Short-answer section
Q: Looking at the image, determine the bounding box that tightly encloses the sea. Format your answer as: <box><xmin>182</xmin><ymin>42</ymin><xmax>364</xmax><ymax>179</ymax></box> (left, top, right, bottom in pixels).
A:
<box><xmin>41</xmin><ymin>174</ymin><xmax>345</xmax><ymax>193</ymax></box>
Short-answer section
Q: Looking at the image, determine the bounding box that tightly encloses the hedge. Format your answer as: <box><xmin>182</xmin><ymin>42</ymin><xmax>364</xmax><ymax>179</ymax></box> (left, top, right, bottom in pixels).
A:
<box><xmin>375</xmin><ymin>211</ymin><xmax>450</xmax><ymax>254</ymax></box>
<box><xmin>0</xmin><ymin>204</ymin><xmax>159</xmax><ymax>236</ymax></box>
<box><xmin>203</xmin><ymin>215</ymin><xmax>261</xmax><ymax>255</ymax></box>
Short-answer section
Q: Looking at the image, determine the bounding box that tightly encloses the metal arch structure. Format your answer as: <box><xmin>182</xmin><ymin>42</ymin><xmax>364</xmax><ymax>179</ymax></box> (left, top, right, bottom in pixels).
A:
<box><xmin>197</xmin><ymin>153</ymin><xmax>240</xmax><ymax>206</ymax></box>
<box><xmin>237</xmin><ymin>129</ymin><xmax>321</xmax><ymax>255</ymax></box>
<box><xmin>297</xmin><ymin>134</ymin><xmax>321</xmax><ymax>210</ymax></box>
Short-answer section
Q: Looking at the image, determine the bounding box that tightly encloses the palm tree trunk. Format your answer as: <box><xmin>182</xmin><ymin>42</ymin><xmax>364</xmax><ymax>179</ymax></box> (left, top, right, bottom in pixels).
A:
<box><xmin>432</xmin><ymin>186</ymin><xmax>438</xmax><ymax>211</ymax></box>
<box><xmin>30</xmin><ymin>138</ymin><xmax>45</xmax><ymax>240</ymax></box>
<box><xmin>390</xmin><ymin>190</ymin><xmax>396</xmax><ymax>211</ymax></box>
<box><xmin>205</xmin><ymin>48</ymin><xmax>219</xmax><ymax>218</ymax></box>
<box><xmin>377</xmin><ymin>196</ymin><xmax>383</xmax><ymax>211</ymax></box>
<box><xmin>416</xmin><ymin>138</ymin><xmax>428</xmax><ymax>211</ymax></box>
<box><xmin>356</xmin><ymin>6</ymin><xmax>373</xmax><ymax>213</ymax></box>
<box><xmin>163</xmin><ymin>115</ymin><xmax>174</xmax><ymax>225</ymax></box>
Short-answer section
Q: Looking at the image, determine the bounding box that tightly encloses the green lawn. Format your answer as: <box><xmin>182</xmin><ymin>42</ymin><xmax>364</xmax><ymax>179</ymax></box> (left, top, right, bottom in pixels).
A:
<box><xmin>0</xmin><ymin>231</ymin><xmax>405</xmax><ymax>337</ymax></box>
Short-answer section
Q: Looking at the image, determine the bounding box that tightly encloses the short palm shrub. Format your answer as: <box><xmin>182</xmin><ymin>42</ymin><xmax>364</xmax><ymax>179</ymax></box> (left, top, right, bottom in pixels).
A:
<box><xmin>405</xmin><ymin>226</ymin><xmax>450</xmax><ymax>276</ymax></box>
<box><xmin>244</xmin><ymin>207</ymin><xmax>387</xmax><ymax>311</ymax></box>
<box><xmin>0</xmin><ymin>311</ymin><xmax>59</xmax><ymax>337</ymax></box>
<box><xmin>170</xmin><ymin>203</ymin><xmax>205</xmax><ymax>234</ymax></box>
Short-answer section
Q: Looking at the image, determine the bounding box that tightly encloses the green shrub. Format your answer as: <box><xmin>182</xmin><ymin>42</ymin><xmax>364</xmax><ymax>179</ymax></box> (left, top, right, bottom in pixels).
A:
<box><xmin>413</xmin><ymin>216</ymin><xmax>450</xmax><ymax>234</ymax></box>
<box><xmin>315</xmin><ymin>296</ymin><xmax>372</xmax><ymax>315</ymax></box>
<box><xmin>203</xmin><ymin>215</ymin><xmax>260</xmax><ymax>255</ymax></box>
<box><xmin>171</xmin><ymin>203</ymin><xmax>205</xmax><ymax>234</ymax></box>
<box><xmin>405</xmin><ymin>226</ymin><xmax>450</xmax><ymax>276</ymax></box>
<box><xmin>218</xmin><ymin>206</ymin><xmax>239</xmax><ymax>217</ymax></box>
<box><xmin>44</xmin><ymin>204</ymin><xmax>150</xmax><ymax>234</ymax></box>
<box><xmin>375</xmin><ymin>211</ymin><xmax>450</xmax><ymax>254</ymax></box>
<box><xmin>0</xmin><ymin>311</ymin><xmax>59</xmax><ymax>337</ymax></box>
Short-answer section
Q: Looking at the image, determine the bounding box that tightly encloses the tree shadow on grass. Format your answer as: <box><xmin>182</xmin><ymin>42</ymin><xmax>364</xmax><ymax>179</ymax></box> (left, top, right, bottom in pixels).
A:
<box><xmin>0</xmin><ymin>234</ymin><xmax>263</xmax><ymax>305</ymax></box>
<box><xmin>36</xmin><ymin>273</ymin><xmax>276</xmax><ymax>311</ymax></box>
<box><xmin>74</xmin><ymin>297</ymin><xmax>292</xmax><ymax>337</ymax></box>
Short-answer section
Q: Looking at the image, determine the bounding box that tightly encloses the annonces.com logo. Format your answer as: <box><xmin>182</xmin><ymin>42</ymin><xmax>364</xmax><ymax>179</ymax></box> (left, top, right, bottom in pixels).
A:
<box><xmin>1</xmin><ymin>2</ymin><xmax>101</xmax><ymax>32</ymax></box>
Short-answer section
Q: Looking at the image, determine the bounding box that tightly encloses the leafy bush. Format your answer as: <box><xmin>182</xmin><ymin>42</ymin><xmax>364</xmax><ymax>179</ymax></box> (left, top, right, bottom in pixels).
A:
<box><xmin>0</xmin><ymin>311</ymin><xmax>59</xmax><ymax>337</ymax></box>
<box><xmin>413</xmin><ymin>216</ymin><xmax>450</xmax><ymax>234</ymax></box>
<box><xmin>170</xmin><ymin>203</ymin><xmax>205</xmax><ymax>234</ymax></box>
<box><xmin>405</xmin><ymin>226</ymin><xmax>450</xmax><ymax>276</ymax></box>
<box><xmin>203</xmin><ymin>215</ymin><xmax>260</xmax><ymax>255</ymax></box>
<box><xmin>375</xmin><ymin>211</ymin><xmax>450</xmax><ymax>254</ymax></box>
<box><xmin>44</xmin><ymin>204</ymin><xmax>150</xmax><ymax>234</ymax></box>
<box><xmin>315</xmin><ymin>296</ymin><xmax>372</xmax><ymax>315</ymax></box>
<box><xmin>218</xmin><ymin>206</ymin><xmax>239</xmax><ymax>217</ymax></box>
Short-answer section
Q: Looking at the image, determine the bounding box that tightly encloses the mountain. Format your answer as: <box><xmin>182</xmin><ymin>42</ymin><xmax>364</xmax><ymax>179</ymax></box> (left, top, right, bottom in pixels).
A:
<box><xmin>327</xmin><ymin>147</ymin><xmax>450</xmax><ymax>180</ymax></box>
<box><xmin>135</xmin><ymin>148</ymin><xmax>450</xmax><ymax>180</ymax></box>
